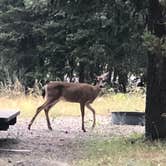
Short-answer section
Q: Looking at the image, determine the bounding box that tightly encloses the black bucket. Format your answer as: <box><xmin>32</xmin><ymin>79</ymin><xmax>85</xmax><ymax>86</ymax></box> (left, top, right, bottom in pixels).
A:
<box><xmin>111</xmin><ymin>112</ymin><xmax>145</xmax><ymax>126</ymax></box>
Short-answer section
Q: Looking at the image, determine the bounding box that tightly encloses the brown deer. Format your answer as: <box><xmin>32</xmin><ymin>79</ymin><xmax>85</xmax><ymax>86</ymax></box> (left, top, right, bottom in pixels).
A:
<box><xmin>28</xmin><ymin>76</ymin><xmax>105</xmax><ymax>132</ymax></box>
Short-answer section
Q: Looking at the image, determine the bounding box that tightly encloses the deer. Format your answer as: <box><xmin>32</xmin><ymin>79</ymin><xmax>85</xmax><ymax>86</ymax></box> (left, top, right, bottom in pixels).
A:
<box><xmin>28</xmin><ymin>75</ymin><xmax>106</xmax><ymax>132</ymax></box>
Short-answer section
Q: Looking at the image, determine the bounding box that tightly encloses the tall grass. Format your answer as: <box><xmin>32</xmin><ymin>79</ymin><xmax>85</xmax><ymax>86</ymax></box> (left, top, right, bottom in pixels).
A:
<box><xmin>0</xmin><ymin>78</ymin><xmax>24</xmax><ymax>97</ymax></box>
<box><xmin>0</xmin><ymin>79</ymin><xmax>145</xmax><ymax>117</ymax></box>
<box><xmin>0</xmin><ymin>93</ymin><xmax>145</xmax><ymax>119</ymax></box>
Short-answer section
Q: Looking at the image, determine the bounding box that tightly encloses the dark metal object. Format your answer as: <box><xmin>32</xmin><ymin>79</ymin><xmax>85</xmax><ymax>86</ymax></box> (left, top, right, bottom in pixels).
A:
<box><xmin>111</xmin><ymin>112</ymin><xmax>145</xmax><ymax>126</ymax></box>
<box><xmin>0</xmin><ymin>110</ymin><xmax>20</xmax><ymax>130</ymax></box>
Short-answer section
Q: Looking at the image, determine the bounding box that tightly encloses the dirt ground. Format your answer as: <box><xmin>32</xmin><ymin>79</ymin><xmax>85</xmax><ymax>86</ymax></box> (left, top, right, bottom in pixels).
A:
<box><xmin>0</xmin><ymin>115</ymin><xmax>144</xmax><ymax>166</ymax></box>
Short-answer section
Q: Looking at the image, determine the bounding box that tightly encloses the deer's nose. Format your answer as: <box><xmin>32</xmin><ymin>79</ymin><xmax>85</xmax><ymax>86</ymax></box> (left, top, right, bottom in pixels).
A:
<box><xmin>99</xmin><ymin>85</ymin><xmax>103</xmax><ymax>88</ymax></box>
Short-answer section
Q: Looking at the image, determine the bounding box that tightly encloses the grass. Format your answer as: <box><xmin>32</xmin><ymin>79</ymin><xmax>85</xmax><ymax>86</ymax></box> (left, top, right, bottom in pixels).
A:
<box><xmin>0</xmin><ymin>93</ymin><xmax>145</xmax><ymax>118</ymax></box>
<box><xmin>1</xmin><ymin>93</ymin><xmax>166</xmax><ymax>166</ymax></box>
<box><xmin>72</xmin><ymin>134</ymin><xmax>166</xmax><ymax>166</ymax></box>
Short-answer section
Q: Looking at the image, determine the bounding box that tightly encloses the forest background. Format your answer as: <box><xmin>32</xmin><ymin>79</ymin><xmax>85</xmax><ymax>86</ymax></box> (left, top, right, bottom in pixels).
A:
<box><xmin>0</xmin><ymin>0</ymin><xmax>149</xmax><ymax>93</ymax></box>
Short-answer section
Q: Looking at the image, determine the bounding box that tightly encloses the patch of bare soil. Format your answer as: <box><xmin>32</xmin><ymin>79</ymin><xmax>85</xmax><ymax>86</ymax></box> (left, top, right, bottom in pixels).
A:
<box><xmin>0</xmin><ymin>115</ymin><xmax>144</xmax><ymax>166</ymax></box>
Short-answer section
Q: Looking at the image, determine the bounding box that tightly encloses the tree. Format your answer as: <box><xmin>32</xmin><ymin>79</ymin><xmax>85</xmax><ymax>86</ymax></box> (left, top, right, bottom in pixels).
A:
<box><xmin>145</xmin><ymin>0</ymin><xmax>166</xmax><ymax>139</ymax></box>
<box><xmin>0</xmin><ymin>0</ymin><xmax>148</xmax><ymax>90</ymax></box>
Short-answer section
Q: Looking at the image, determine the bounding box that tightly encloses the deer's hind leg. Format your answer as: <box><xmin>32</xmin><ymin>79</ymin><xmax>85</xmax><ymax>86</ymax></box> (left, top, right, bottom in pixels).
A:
<box><xmin>28</xmin><ymin>98</ymin><xmax>57</xmax><ymax>130</ymax></box>
<box><xmin>44</xmin><ymin>99</ymin><xmax>59</xmax><ymax>130</ymax></box>
<box><xmin>86</xmin><ymin>103</ymin><xmax>96</xmax><ymax>129</ymax></box>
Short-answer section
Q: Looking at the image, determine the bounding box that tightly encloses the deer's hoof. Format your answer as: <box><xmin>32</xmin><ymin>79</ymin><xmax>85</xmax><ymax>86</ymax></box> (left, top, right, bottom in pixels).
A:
<box><xmin>48</xmin><ymin>127</ymin><xmax>53</xmax><ymax>131</ymax></box>
<box><xmin>92</xmin><ymin>124</ymin><xmax>95</xmax><ymax>129</ymax></box>
<box><xmin>28</xmin><ymin>125</ymin><xmax>31</xmax><ymax>130</ymax></box>
<box><xmin>82</xmin><ymin>129</ymin><xmax>86</xmax><ymax>132</ymax></box>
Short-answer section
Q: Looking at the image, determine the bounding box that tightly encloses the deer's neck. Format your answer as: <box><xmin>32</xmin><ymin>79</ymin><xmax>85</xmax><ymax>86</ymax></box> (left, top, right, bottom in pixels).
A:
<box><xmin>94</xmin><ymin>85</ymin><xmax>102</xmax><ymax>96</ymax></box>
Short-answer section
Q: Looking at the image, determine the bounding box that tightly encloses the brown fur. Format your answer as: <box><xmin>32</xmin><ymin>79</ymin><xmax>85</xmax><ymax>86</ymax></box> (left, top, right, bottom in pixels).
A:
<box><xmin>28</xmin><ymin>81</ymin><xmax>101</xmax><ymax>132</ymax></box>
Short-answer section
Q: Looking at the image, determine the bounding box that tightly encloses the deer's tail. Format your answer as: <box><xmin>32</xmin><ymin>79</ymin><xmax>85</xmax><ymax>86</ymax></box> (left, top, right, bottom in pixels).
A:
<box><xmin>42</xmin><ymin>81</ymin><xmax>50</xmax><ymax>99</ymax></box>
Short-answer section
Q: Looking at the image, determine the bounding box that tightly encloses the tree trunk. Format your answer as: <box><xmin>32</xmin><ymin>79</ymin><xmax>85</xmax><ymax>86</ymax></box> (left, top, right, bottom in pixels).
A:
<box><xmin>79</xmin><ymin>62</ymin><xmax>85</xmax><ymax>83</ymax></box>
<box><xmin>145</xmin><ymin>0</ymin><xmax>166</xmax><ymax>139</ymax></box>
<box><xmin>118</xmin><ymin>70</ymin><xmax>128</xmax><ymax>93</ymax></box>
<box><xmin>145</xmin><ymin>54</ymin><xmax>166</xmax><ymax>139</ymax></box>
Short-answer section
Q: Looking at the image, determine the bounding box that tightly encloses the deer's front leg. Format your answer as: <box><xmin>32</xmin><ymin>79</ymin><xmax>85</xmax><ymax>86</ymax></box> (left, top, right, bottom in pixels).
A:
<box><xmin>80</xmin><ymin>103</ymin><xmax>86</xmax><ymax>132</ymax></box>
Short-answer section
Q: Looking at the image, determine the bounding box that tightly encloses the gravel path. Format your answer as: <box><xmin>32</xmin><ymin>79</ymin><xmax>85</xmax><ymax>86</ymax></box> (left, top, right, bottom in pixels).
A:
<box><xmin>0</xmin><ymin>115</ymin><xmax>144</xmax><ymax>166</ymax></box>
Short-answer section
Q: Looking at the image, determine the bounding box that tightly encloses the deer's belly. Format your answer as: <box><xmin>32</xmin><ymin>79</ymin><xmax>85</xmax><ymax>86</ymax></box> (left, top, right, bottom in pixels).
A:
<box><xmin>60</xmin><ymin>96</ymin><xmax>82</xmax><ymax>103</ymax></box>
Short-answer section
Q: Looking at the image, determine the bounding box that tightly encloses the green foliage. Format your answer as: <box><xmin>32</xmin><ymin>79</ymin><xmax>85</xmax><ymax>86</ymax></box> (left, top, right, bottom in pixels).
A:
<box><xmin>143</xmin><ymin>31</ymin><xmax>166</xmax><ymax>57</ymax></box>
<box><xmin>0</xmin><ymin>0</ymin><xmax>148</xmax><ymax>87</ymax></box>
<box><xmin>143</xmin><ymin>32</ymin><xmax>159</xmax><ymax>51</ymax></box>
<box><xmin>159</xmin><ymin>0</ymin><xmax>166</xmax><ymax>8</ymax></box>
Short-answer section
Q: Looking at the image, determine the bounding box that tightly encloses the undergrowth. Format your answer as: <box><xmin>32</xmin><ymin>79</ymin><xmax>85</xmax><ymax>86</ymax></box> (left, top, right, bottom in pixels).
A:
<box><xmin>0</xmin><ymin>79</ymin><xmax>145</xmax><ymax>117</ymax></box>
<box><xmin>0</xmin><ymin>93</ymin><xmax>145</xmax><ymax>118</ymax></box>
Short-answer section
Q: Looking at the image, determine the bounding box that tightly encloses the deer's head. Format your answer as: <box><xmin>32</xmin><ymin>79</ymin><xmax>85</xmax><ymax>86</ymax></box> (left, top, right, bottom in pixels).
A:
<box><xmin>96</xmin><ymin>72</ymin><xmax>109</xmax><ymax>88</ymax></box>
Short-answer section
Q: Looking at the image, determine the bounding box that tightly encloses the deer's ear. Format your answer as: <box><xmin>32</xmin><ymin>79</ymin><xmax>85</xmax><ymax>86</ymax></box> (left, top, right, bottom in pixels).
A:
<box><xmin>96</xmin><ymin>72</ymin><xmax>109</xmax><ymax>81</ymax></box>
<box><xmin>94</xmin><ymin>74</ymin><xmax>100</xmax><ymax>81</ymax></box>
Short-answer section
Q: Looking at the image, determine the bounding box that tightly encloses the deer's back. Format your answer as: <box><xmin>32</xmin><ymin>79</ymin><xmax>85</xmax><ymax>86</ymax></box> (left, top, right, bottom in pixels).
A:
<box><xmin>46</xmin><ymin>82</ymin><xmax>99</xmax><ymax>103</ymax></box>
